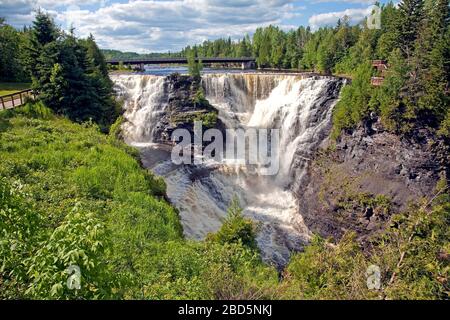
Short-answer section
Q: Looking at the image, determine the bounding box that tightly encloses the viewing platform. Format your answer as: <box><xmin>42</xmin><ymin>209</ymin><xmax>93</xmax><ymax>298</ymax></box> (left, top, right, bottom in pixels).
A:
<box><xmin>371</xmin><ymin>60</ymin><xmax>389</xmax><ymax>86</ymax></box>
<box><xmin>0</xmin><ymin>89</ymin><xmax>35</xmax><ymax>110</ymax></box>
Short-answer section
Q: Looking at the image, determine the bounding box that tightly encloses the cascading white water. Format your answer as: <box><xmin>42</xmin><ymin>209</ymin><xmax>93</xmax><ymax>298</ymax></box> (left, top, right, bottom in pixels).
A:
<box><xmin>114</xmin><ymin>74</ymin><xmax>169</xmax><ymax>145</ymax></box>
<box><xmin>111</xmin><ymin>73</ymin><xmax>343</xmax><ymax>267</ymax></box>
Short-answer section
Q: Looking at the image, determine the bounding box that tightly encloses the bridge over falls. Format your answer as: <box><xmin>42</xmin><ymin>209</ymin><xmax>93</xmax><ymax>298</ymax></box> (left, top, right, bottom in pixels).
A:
<box><xmin>106</xmin><ymin>57</ymin><xmax>257</xmax><ymax>69</ymax></box>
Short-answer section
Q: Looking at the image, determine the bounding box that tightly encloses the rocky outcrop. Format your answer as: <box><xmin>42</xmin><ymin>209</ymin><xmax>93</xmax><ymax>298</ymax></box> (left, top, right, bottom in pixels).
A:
<box><xmin>152</xmin><ymin>74</ymin><xmax>223</xmax><ymax>144</ymax></box>
<box><xmin>295</xmin><ymin>119</ymin><xmax>448</xmax><ymax>244</ymax></box>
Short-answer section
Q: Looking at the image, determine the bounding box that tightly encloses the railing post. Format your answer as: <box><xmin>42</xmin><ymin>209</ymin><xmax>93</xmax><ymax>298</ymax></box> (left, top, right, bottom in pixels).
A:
<box><xmin>11</xmin><ymin>95</ymin><xmax>15</xmax><ymax>108</ymax></box>
<box><xmin>0</xmin><ymin>97</ymin><xmax>4</xmax><ymax>110</ymax></box>
<box><xmin>20</xmin><ymin>92</ymin><xmax>23</xmax><ymax>105</ymax></box>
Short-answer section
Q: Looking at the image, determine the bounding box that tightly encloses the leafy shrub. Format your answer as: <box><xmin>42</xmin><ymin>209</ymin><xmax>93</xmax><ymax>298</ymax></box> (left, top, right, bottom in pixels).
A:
<box><xmin>25</xmin><ymin>203</ymin><xmax>118</xmax><ymax>299</ymax></box>
<box><xmin>282</xmin><ymin>234</ymin><xmax>375</xmax><ymax>300</ymax></box>
<box><xmin>206</xmin><ymin>197</ymin><xmax>258</xmax><ymax>251</ymax></box>
<box><xmin>196</xmin><ymin>112</ymin><xmax>218</xmax><ymax>128</ymax></box>
<box><xmin>0</xmin><ymin>178</ymin><xmax>41</xmax><ymax>298</ymax></box>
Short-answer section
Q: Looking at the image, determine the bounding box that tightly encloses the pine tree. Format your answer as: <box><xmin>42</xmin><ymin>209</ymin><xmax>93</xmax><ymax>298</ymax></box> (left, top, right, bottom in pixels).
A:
<box><xmin>0</xmin><ymin>21</ymin><xmax>28</xmax><ymax>81</ymax></box>
<box><xmin>27</xmin><ymin>10</ymin><xmax>59</xmax><ymax>83</ymax></box>
<box><xmin>376</xmin><ymin>2</ymin><xmax>401</xmax><ymax>59</ymax></box>
<box><xmin>187</xmin><ymin>47</ymin><xmax>202</xmax><ymax>79</ymax></box>
<box><xmin>401</xmin><ymin>0</ymin><xmax>449</xmax><ymax>127</ymax></box>
<box><xmin>415</xmin><ymin>0</ymin><xmax>449</xmax><ymax>125</ymax></box>
<box><xmin>81</xmin><ymin>34</ymin><xmax>117</xmax><ymax>128</ymax></box>
<box><xmin>397</xmin><ymin>0</ymin><xmax>425</xmax><ymax>58</ymax></box>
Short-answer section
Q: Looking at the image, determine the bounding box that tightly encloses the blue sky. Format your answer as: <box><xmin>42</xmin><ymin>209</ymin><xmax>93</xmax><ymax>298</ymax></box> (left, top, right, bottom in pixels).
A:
<box><xmin>0</xmin><ymin>0</ymin><xmax>392</xmax><ymax>52</ymax></box>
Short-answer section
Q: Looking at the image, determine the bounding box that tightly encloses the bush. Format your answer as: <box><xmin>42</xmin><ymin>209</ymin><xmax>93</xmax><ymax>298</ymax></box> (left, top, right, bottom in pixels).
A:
<box><xmin>0</xmin><ymin>178</ymin><xmax>41</xmax><ymax>298</ymax></box>
<box><xmin>206</xmin><ymin>197</ymin><xmax>258</xmax><ymax>251</ymax></box>
<box><xmin>282</xmin><ymin>234</ymin><xmax>375</xmax><ymax>300</ymax></box>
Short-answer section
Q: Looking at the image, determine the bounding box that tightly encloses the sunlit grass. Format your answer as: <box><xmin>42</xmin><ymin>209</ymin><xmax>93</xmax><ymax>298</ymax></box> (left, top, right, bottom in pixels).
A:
<box><xmin>0</xmin><ymin>103</ymin><xmax>279</xmax><ymax>299</ymax></box>
<box><xmin>0</xmin><ymin>82</ymin><xmax>31</xmax><ymax>96</ymax></box>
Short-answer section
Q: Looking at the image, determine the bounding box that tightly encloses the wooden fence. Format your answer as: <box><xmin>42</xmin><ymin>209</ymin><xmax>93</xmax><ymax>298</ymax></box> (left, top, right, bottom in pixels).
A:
<box><xmin>0</xmin><ymin>89</ymin><xmax>35</xmax><ymax>110</ymax></box>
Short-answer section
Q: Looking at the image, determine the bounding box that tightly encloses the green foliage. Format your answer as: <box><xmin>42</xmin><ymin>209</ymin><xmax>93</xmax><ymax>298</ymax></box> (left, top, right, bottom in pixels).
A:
<box><xmin>196</xmin><ymin>112</ymin><xmax>217</xmax><ymax>128</ymax></box>
<box><xmin>438</xmin><ymin>109</ymin><xmax>450</xmax><ymax>138</ymax></box>
<box><xmin>283</xmin><ymin>234</ymin><xmax>375</xmax><ymax>299</ymax></box>
<box><xmin>0</xmin><ymin>20</ymin><xmax>29</xmax><ymax>82</ymax></box>
<box><xmin>0</xmin><ymin>111</ymin><xmax>278</xmax><ymax>299</ymax></box>
<box><xmin>373</xmin><ymin>197</ymin><xmax>450</xmax><ymax>299</ymax></box>
<box><xmin>187</xmin><ymin>47</ymin><xmax>202</xmax><ymax>79</ymax></box>
<box><xmin>102</xmin><ymin>49</ymin><xmax>182</xmax><ymax>61</ymax></box>
<box><xmin>25</xmin><ymin>204</ymin><xmax>117</xmax><ymax>299</ymax></box>
<box><xmin>207</xmin><ymin>197</ymin><xmax>258</xmax><ymax>251</ymax></box>
<box><xmin>108</xmin><ymin>115</ymin><xmax>124</xmax><ymax>141</ymax></box>
<box><xmin>283</xmin><ymin>194</ymin><xmax>449</xmax><ymax>300</ymax></box>
<box><xmin>332</xmin><ymin>62</ymin><xmax>374</xmax><ymax>139</ymax></box>
<box><xmin>397</xmin><ymin>0</ymin><xmax>424</xmax><ymax>57</ymax></box>
<box><xmin>20</xmin><ymin>11</ymin><xmax>119</xmax><ymax>129</ymax></box>
<box><xmin>18</xmin><ymin>100</ymin><xmax>54</xmax><ymax>120</ymax></box>
<box><xmin>0</xmin><ymin>178</ymin><xmax>41</xmax><ymax>298</ymax></box>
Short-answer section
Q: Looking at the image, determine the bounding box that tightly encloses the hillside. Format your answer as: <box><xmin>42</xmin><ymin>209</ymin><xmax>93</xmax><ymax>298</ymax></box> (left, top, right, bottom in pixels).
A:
<box><xmin>0</xmin><ymin>104</ymin><xmax>278</xmax><ymax>299</ymax></box>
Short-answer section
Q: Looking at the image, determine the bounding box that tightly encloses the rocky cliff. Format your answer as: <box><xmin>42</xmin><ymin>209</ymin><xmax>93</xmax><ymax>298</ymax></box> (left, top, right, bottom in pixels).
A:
<box><xmin>295</xmin><ymin>118</ymin><xmax>449</xmax><ymax>244</ymax></box>
<box><xmin>113</xmin><ymin>72</ymin><xmax>447</xmax><ymax>262</ymax></box>
<box><xmin>150</xmin><ymin>74</ymin><xmax>223</xmax><ymax>144</ymax></box>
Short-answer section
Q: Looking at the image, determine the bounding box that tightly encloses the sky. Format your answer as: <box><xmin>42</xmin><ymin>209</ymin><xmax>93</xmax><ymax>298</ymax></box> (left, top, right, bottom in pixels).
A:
<box><xmin>0</xmin><ymin>0</ymin><xmax>392</xmax><ymax>53</ymax></box>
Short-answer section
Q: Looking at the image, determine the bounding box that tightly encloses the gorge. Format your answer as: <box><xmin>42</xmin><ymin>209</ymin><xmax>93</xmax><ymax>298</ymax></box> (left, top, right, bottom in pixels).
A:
<box><xmin>112</xmin><ymin>72</ymin><xmax>344</xmax><ymax>266</ymax></box>
<box><xmin>112</xmin><ymin>72</ymin><xmax>443</xmax><ymax>267</ymax></box>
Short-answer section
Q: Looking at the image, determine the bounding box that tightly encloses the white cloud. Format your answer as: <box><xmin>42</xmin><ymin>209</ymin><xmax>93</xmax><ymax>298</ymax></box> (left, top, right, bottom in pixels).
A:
<box><xmin>311</xmin><ymin>0</ymin><xmax>375</xmax><ymax>3</ymax></box>
<box><xmin>308</xmin><ymin>6</ymin><xmax>373</xmax><ymax>29</ymax></box>
<box><xmin>56</xmin><ymin>0</ymin><xmax>301</xmax><ymax>52</ymax></box>
<box><xmin>0</xmin><ymin>0</ymin><xmax>302</xmax><ymax>52</ymax></box>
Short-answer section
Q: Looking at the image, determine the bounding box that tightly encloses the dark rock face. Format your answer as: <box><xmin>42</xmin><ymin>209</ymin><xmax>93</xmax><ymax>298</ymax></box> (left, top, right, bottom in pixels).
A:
<box><xmin>152</xmin><ymin>73</ymin><xmax>224</xmax><ymax>144</ymax></box>
<box><xmin>295</xmin><ymin>119</ymin><xmax>448</xmax><ymax>244</ymax></box>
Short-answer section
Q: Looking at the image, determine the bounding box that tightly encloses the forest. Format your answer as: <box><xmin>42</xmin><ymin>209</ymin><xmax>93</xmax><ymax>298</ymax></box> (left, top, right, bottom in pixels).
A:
<box><xmin>180</xmin><ymin>0</ymin><xmax>449</xmax><ymax>140</ymax></box>
<box><xmin>0</xmin><ymin>0</ymin><xmax>449</xmax><ymax>300</ymax></box>
<box><xmin>100</xmin><ymin>0</ymin><xmax>450</xmax><ymax>140</ymax></box>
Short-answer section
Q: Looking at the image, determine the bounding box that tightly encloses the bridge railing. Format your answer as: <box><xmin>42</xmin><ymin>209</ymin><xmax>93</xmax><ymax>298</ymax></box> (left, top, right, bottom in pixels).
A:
<box><xmin>0</xmin><ymin>89</ymin><xmax>35</xmax><ymax>110</ymax></box>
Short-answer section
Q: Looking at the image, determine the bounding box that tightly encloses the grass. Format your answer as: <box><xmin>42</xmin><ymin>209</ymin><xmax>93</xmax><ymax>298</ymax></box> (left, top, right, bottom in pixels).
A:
<box><xmin>1</xmin><ymin>102</ymin><xmax>447</xmax><ymax>300</ymax></box>
<box><xmin>0</xmin><ymin>82</ymin><xmax>31</xmax><ymax>96</ymax></box>
<box><xmin>0</xmin><ymin>103</ymin><xmax>278</xmax><ymax>299</ymax></box>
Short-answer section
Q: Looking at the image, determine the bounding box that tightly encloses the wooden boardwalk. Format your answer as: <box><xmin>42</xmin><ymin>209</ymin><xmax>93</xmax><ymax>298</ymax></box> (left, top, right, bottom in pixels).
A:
<box><xmin>0</xmin><ymin>89</ymin><xmax>34</xmax><ymax>110</ymax></box>
<box><xmin>371</xmin><ymin>60</ymin><xmax>389</xmax><ymax>86</ymax></box>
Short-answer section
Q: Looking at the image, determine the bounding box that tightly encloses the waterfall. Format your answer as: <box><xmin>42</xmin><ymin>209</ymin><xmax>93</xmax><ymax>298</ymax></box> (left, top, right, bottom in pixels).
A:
<box><xmin>112</xmin><ymin>73</ymin><xmax>344</xmax><ymax>267</ymax></box>
<box><xmin>113</xmin><ymin>74</ymin><xmax>169</xmax><ymax>145</ymax></box>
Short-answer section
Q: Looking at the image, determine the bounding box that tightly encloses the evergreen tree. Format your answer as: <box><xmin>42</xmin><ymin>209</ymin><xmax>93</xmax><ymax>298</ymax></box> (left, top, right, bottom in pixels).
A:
<box><xmin>397</xmin><ymin>0</ymin><xmax>425</xmax><ymax>58</ymax></box>
<box><xmin>376</xmin><ymin>2</ymin><xmax>400</xmax><ymax>59</ymax></box>
<box><xmin>416</xmin><ymin>0</ymin><xmax>449</xmax><ymax>122</ymax></box>
<box><xmin>187</xmin><ymin>46</ymin><xmax>202</xmax><ymax>79</ymax></box>
<box><xmin>24</xmin><ymin>12</ymin><xmax>118</xmax><ymax>128</ymax></box>
<box><xmin>271</xmin><ymin>27</ymin><xmax>286</xmax><ymax>68</ymax></box>
<box><xmin>0</xmin><ymin>20</ymin><xmax>28</xmax><ymax>81</ymax></box>
<box><xmin>27</xmin><ymin>10</ymin><xmax>59</xmax><ymax>83</ymax></box>
<box><xmin>400</xmin><ymin>0</ymin><xmax>449</xmax><ymax>128</ymax></box>
<box><xmin>81</xmin><ymin>35</ymin><xmax>118</xmax><ymax>128</ymax></box>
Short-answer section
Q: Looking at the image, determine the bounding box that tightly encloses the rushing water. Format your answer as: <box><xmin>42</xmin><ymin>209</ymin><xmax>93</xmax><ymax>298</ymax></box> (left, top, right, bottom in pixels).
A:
<box><xmin>112</xmin><ymin>72</ymin><xmax>343</xmax><ymax>267</ymax></box>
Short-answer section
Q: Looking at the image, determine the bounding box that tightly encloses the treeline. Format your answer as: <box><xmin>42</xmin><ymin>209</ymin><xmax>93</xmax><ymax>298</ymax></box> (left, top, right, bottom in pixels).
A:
<box><xmin>0</xmin><ymin>12</ymin><xmax>118</xmax><ymax>129</ymax></box>
<box><xmin>182</xmin><ymin>0</ymin><xmax>449</xmax><ymax>138</ymax></box>
<box><xmin>332</xmin><ymin>0</ymin><xmax>449</xmax><ymax>138</ymax></box>
<box><xmin>102</xmin><ymin>49</ymin><xmax>183</xmax><ymax>60</ymax></box>
<box><xmin>0</xmin><ymin>18</ymin><xmax>29</xmax><ymax>82</ymax></box>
